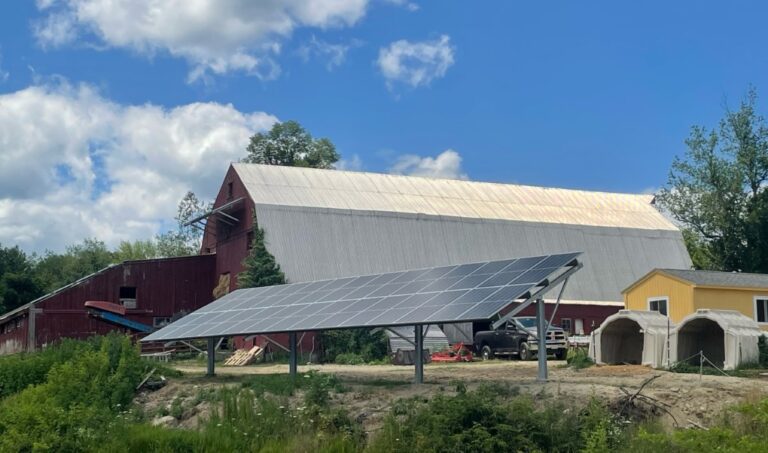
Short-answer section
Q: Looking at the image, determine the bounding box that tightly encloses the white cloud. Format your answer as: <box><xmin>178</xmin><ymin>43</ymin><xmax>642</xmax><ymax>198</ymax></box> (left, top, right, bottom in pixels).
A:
<box><xmin>0</xmin><ymin>54</ymin><xmax>7</xmax><ymax>83</ymax></box>
<box><xmin>0</xmin><ymin>82</ymin><xmax>277</xmax><ymax>253</ymax></box>
<box><xmin>389</xmin><ymin>149</ymin><xmax>467</xmax><ymax>179</ymax></box>
<box><xmin>298</xmin><ymin>35</ymin><xmax>360</xmax><ymax>70</ymax></box>
<box><xmin>337</xmin><ymin>154</ymin><xmax>364</xmax><ymax>171</ymax></box>
<box><xmin>377</xmin><ymin>35</ymin><xmax>454</xmax><ymax>89</ymax></box>
<box><xmin>33</xmin><ymin>0</ymin><xmax>369</xmax><ymax>82</ymax></box>
<box><xmin>382</xmin><ymin>0</ymin><xmax>419</xmax><ymax>12</ymax></box>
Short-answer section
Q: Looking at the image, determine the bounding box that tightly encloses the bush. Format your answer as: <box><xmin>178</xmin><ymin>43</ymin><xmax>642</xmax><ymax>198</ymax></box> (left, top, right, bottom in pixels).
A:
<box><xmin>566</xmin><ymin>347</ymin><xmax>595</xmax><ymax>369</ymax></box>
<box><xmin>759</xmin><ymin>335</ymin><xmax>768</xmax><ymax>368</ymax></box>
<box><xmin>334</xmin><ymin>352</ymin><xmax>366</xmax><ymax>365</ymax></box>
<box><xmin>0</xmin><ymin>334</ymin><xmax>149</xmax><ymax>451</ymax></box>
<box><xmin>318</xmin><ymin>328</ymin><xmax>388</xmax><ymax>363</ymax></box>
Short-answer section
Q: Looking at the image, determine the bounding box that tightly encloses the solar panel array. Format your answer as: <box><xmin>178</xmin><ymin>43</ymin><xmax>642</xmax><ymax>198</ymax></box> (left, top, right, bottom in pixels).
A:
<box><xmin>143</xmin><ymin>252</ymin><xmax>581</xmax><ymax>342</ymax></box>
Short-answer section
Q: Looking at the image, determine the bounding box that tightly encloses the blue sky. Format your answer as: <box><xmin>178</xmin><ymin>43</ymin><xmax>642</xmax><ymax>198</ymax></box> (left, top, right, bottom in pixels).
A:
<box><xmin>0</xmin><ymin>1</ymin><xmax>766</xmax><ymax>252</ymax></box>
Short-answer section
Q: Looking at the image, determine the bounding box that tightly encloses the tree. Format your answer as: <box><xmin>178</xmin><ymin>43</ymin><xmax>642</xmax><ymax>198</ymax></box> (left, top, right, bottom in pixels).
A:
<box><xmin>243</xmin><ymin>120</ymin><xmax>340</xmax><ymax>169</ymax></box>
<box><xmin>153</xmin><ymin>191</ymin><xmax>211</xmax><ymax>257</ymax></box>
<box><xmin>238</xmin><ymin>220</ymin><xmax>285</xmax><ymax>288</ymax></box>
<box><xmin>0</xmin><ymin>244</ymin><xmax>43</xmax><ymax>313</ymax></box>
<box><xmin>658</xmin><ymin>88</ymin><xmax>768</xmax><ymax>272</ymax></box>
<box><xmin>35</xmin><ymin>239</ymin><xmax>115</xmax><ymax>293</ymax></box>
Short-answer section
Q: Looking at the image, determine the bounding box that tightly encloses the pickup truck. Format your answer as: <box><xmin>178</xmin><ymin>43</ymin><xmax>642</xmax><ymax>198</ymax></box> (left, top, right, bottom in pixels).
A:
<box><xmin>473</xmin><ymin>317</ymin><xmax>568</xmax><ymax>361</ymax></box>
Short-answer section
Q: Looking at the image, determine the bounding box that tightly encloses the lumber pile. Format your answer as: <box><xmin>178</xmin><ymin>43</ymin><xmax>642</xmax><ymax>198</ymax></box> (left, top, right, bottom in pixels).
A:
<box><xmin>224</xmin><ymin>346</ymin><xmax>264</xmax><ymax>366</ymax></box>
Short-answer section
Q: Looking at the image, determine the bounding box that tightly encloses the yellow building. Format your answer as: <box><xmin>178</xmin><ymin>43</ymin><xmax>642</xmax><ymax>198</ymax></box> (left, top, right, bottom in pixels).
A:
<box><xmin>623</xmin><ymin>269</ymin><xmax>768</xmax><ymax>331</ymax></box>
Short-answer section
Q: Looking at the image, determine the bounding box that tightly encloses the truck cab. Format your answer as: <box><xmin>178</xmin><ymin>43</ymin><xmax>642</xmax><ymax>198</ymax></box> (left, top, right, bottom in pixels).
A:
<box><xmin>473</xmin><ymin>317</ymin><xmax>568</xmax><ymax>361</ymax></box>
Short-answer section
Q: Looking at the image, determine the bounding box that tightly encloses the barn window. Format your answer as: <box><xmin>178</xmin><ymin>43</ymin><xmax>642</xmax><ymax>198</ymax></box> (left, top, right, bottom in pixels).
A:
<box><xmin>560</xmin><ymin>318</ymin><xmax>572</xmax><ymax>334</ymax></box>
<box><xmin>754</xmin><ymin>297</ymin><xmax>768</xmax><ymax>323</ymax></box>
<box><xmin>227</xmin><ymin>182</ymin><xmax>233</xmax><ymax>200</ymax></box>
<box><xmin>246</xmin><ymin>231</ymin><xmax>254</xmax><ymax>250</ymax></box>
<box><xmin>153</xmin><ymin>317</ymin><xmax>172</xmax><ymax>328</ymax></box>
<box><xmin>120</xmin><ymin>286</ymin><xmax>138</xmax><ymax>309</ymax></box>
<box><xmin>648</xmin><ymin>297</ymin><xmax>668</xmax><ymax>316</ymax></box>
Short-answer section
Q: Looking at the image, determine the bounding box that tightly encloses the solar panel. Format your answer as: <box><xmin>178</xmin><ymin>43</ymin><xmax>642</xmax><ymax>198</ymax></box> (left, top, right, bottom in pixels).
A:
<box><xmin>142</xmin><ymin>252</ymin><xmax>581</xmax><ymax>342</ymax></box>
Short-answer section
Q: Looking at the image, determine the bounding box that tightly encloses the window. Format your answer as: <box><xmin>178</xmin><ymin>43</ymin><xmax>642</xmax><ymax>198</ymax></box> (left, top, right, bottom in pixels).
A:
<box><xmin>561</xmin><ymin>318</ymin><xmax>572</xmax><ymax>334</ymax></box>
<box><xmin>119</xmin><ymin>286</ymin><xmax>137</xmax><ymax>309</ymax></box>
<box><xmin>648</xmin><ymin>297</ymin><xmax>668</xmax><ymax>316</ymax></box>
<box><xmin>755</xmin><ymin>297</ymin><xmax>768</xmax><ymax>324</ymax></box>
<box><xmin>153</xmin><ymin>317</ymin><xmax>172</xmax><ymax>328</ymax></box>
<box><xmin>227</xmin><ymin>182</ymin><xmax>233</xmax><ymax>200</ymax></box>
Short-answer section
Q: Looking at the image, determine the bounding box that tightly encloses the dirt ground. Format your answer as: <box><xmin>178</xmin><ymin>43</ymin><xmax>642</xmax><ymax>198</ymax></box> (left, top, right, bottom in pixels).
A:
<box><xmin>146</xmin><ymin>360</ymin><xmax>768</xmax><ymax>433</ymax></box>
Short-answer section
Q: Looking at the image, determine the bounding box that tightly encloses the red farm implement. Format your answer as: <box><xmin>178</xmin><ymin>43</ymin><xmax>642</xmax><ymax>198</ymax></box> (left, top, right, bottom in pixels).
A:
<box><xmin>430</xmin><ymin>342</ymin><xmax>474</xmax><ymax>362</ymax></box>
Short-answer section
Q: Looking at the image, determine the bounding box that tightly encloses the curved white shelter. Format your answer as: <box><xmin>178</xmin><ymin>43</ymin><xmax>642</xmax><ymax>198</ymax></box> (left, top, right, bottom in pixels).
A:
<box><xmin>671</xmin><ymin>309</ymin><xmax>761</xmax><ymax>370</ymax></box>
<box><xmin>591</xmin><ymin>310</ymin><xmax>673</xmax><ymax>368</ymax></box>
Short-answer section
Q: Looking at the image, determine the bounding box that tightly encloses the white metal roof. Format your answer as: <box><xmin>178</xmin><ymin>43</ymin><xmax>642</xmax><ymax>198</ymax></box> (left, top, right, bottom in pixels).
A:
<box><xmin>233</xmin><ymin>164</ymin><xmax>677</xmax><ymax>230</ymax></box>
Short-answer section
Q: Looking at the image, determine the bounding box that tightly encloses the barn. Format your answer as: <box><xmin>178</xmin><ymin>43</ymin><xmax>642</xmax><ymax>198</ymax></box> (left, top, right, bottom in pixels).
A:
<box><xmin>0</xmin><ymin>163</ymin><xmax>693</xmax><ymax>355</ymax></box>
<box><xmin>197</xmin><ymin>163</ymin><xmax>692</xmax><ymax>348</ymax></box>
<box><xmin>0</xmin><ymin>255</ymin><xmax>216</xmax><ymax>354</ymax></box>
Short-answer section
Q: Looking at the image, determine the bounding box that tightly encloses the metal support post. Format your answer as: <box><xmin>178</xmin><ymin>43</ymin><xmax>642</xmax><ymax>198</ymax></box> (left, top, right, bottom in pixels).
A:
<box><xmin>414</xmin><ymin>325</ymin><xmax>424</xmax><ymax>384</ymax></box>
<box><xmin>206</xmin><ymin>337</ymin><xmax>216</xmax><ymax>377</ymax></box>
<box><xmin>536</xmin><ymin>299</ymin><xmax>548</xmax><ymax>382</ymax></box>
<box><xmin>289</xmin><ymin>332</ymin><xmax>298</xmax><ymax>379</ymax></box>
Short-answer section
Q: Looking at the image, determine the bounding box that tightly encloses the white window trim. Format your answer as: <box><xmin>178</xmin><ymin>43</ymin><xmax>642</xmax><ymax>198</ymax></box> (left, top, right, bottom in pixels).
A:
<box><xmin>753</xmin><ymin>295</ymin><xmax>768</xmax><ymax>324</ymax></box>
<box><xmin>647</xmin><ymin>296</ymin><xmax>669</xmax><ymax>316</ymax></box>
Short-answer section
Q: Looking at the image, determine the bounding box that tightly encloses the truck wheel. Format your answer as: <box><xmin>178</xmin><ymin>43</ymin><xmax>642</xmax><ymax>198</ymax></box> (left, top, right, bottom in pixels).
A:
<box><xmin>555</xmin><ymin>349</ymin><xmax>567</xmax><ymax>360</ymax></box>
<box><xmin>519</xmin><ymin>342</ymin><xmax>533</xmax><ymax>361</ymax></box>
<box><xmin>481</xmin><ymin>345</ymin><xmax>494</xmax><ymax>361</ymax></box>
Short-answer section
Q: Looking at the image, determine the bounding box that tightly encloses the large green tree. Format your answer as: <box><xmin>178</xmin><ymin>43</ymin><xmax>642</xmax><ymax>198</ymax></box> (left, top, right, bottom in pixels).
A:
<box><xmin>658</xmin><ymin>88</ymin><xmax>768</xmax><ymax>272</ymax></box>
<box><xmin>243</xmin><ymin>120</ymin><xmax>340</xmax><ymax>169</ymax></box>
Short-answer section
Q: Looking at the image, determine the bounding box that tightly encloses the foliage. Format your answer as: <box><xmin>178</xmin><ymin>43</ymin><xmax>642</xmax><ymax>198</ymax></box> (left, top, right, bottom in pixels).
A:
<box><xmin>566</xmin><ymin>347</ymin><xmax>595</xmax><ymax>370</ymax></box>
<box><xmin>244</xmin><ymin>120</ymin><xmax>340</xmax><ymax>169</ymax></box>
<box><xmin>658</xmin><ymin>87</ymin><xmax>768</xmax><ymax>272</ymax></box>
<box><xmin>334</xmin><ymin>352</ymin><xmax>366</xmax><ymax>365</ymax></box>
<box><xmin>0</xmin><ymin>334</ymin><xmax>147</xmax><ymax>452</ymax></box>
<box><xmin>759</xmin><ymin>335</ymin><xmax>768</xmax><ymax>368</ymax></box>
<box><xmin>318</xmin><ymin>328</ymin><xmax>389</xmax><ymax>363</ymax></box>
<box><xmin>238</xmin><ymin>219</ymin><xmax>286</xmax><ymax>289</ymax></box>
<box><xmin>368</xmin><ymin>387</ymin><xmax>623</xmax><ymax>453</ymax></box>
<box><xmin>0</xmin><ymin>243</ymin><xmax>44</xmax><ymax>313</ymax></box>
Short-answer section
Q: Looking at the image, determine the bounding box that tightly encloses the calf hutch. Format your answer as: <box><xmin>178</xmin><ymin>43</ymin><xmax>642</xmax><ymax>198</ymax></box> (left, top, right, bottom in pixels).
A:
<box><xmin>624</xmin><ymin>269</ymin><xmax>768</xmax><ymax>330</ymax></box>
<box><xmin>591</xmin><ymin>310</ymin><xmax>672</xmax><ymax>368</ymax></box>
<box><xmin>670</xmin><ymin>309</ymin><xmax>761</xmax><ymax>370</ymax></box>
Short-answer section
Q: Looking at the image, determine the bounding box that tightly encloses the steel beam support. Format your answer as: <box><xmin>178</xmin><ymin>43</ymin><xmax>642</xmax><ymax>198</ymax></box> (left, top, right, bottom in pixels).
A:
<box><xmin>206</xmin><ymin>337</ymin><xmax>216</xmax><ymax>377</ymax></box>
<box><xmin>546</xmin><ymin>276</ymin><xmax>571</xmax><ymax>328</ymax></box>
<box><xmin>414</xmin><ymin>325</ymin><xmax>424</xmax><ymax>384</ymax></box>
<box><xmin>536</xmin><ymin>300</ymin><xmax>548</xmax><ymax>382</ymax></box>
<box><xmin>289</xmin><ymin>332</ymin><xmax>298</xmax><ymax>379</ymax></box>
<box><xmin>492</xmin><ymin>262</ymin><xmax>583</xmax><ymax>330</ymax></box>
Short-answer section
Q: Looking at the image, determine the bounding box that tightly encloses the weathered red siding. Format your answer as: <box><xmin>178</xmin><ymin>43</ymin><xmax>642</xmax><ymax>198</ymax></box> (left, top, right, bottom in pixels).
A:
<box><xmin>502</xmin><ymin>302</ymin><xmax>620</xmax><ymax>334</ymax></box>
<box><xmin>0</xmin><ymin>254</ymin><xmax>216</xmax><ymax>353</ymax></box>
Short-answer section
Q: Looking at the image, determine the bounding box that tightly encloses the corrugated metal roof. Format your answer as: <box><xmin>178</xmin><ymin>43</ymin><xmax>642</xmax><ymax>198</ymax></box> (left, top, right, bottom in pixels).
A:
<box><xmin>231</xmin><ymin>164</ymin><xmax>692</xmax><ymax>304</ymax></box>
<box><xmin>233</xmin><ymin>164</ymin><xmax>677</xmax><ymax>230</ymax></box>
<box><xmin>660</xmin><ymin>269</ymin><xmax>768</xmax><ymax>289</ymax></box>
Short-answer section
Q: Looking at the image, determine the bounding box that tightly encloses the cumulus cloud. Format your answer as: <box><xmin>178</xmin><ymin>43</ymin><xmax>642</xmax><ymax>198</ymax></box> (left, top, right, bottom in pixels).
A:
<box><xmin>382</xmin><ymin>0</ymin><xmax>419</xmax><ymax>12</ymax></box>
<box><xmin>336</xmin><ymin>154</ymin><xmax>364</xmax><ymax>171</ymax></box>
<box><xmin>389</xmin><ymin>149</ymin><xmax>467</xmax><ymax>179</ymax></box>
<box><xmin>33</xmin><ymin>0</ymin><xmax>369</xmax><ymax>82</ymax></box>
<box><xmin>0</xmin><ymin>82</ymin><xmax>276</xmax><ymax>253</ymax></box>
<box><xmin>297</xmin><ymin>35</ymin><xmax>361</xmax><ymax>71</ymax></box>
<box><xmin>377</xmin><ymin>35</ymin><xmax>454</xmax><ymax>89</ymax></box>
<box><xmin>0</xmin><ymin>51</ymin><xmax>8</xmax><ymax>82</ymax></box>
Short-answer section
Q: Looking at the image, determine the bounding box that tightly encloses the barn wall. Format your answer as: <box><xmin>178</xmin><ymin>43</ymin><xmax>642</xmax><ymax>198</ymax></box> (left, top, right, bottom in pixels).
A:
<box><xmin>0</xmin><ymin>311</ymin><xmax>28</xmax><ymax>355</ymax></box>
<box><xmin>201</xmin><ymin>165</ymin><xmax>255</xmax><ymax>292</ymax></box>
<box><xmin>0</xmin><ymin>255</ymin><xmax>216</xmax><ymax>354</ymax></box>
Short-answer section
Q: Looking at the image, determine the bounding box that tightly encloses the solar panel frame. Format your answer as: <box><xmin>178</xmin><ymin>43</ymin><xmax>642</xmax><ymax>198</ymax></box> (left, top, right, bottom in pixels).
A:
<box><xmin>142</xmin><ymin>252</ymin><xmax>581</xmax><ymax>342</ymax></box>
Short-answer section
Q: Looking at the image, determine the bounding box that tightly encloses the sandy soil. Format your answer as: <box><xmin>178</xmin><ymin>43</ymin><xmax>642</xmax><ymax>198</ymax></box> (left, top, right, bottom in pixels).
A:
<box><xmin>151</xmin><ymin>361</ymin><xmax>768</xmax><ymax>432</ymax></box>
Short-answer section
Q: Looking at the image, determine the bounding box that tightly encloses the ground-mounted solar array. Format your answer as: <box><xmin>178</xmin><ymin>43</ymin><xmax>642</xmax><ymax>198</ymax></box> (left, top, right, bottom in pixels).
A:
<box><xmin>142</xmin><ymin>252</ymin><xmax>581</xmax><ymax>342</ymax></box>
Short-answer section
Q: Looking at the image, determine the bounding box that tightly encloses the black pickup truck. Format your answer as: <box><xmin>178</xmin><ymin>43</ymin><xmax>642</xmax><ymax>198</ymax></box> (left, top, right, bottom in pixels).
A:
<box><xmin>473</xmin><ymin>317</ymin><xmax>568</xmax><ymax>361</ymax></box>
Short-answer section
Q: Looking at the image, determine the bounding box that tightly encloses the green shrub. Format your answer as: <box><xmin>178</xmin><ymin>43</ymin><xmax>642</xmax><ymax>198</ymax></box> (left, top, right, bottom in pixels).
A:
<box><xmin>566</xmin><ymin>347</ymin><xmax>595</xmax><ymax>369</ymax></box>
<box><xmin>318</xmin><ymin>328</ymin><xmax>388</xmax><ymax>363</ymax></box>
<box><xmin>758</xmin><ymin>335</ymin><xmax>768</xmax><ymax>368</ymax></box>
<box><xmin>334</xmin><ymin>352</ymin><xmax>366</xmax><ymax>365</ymax></box>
